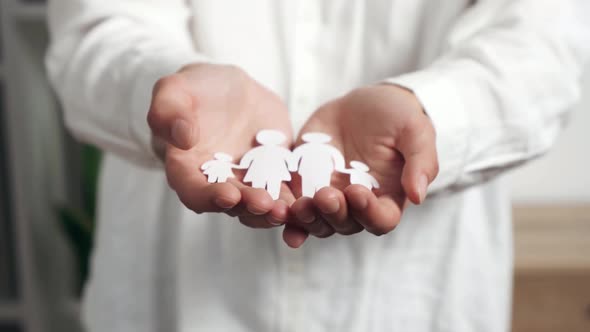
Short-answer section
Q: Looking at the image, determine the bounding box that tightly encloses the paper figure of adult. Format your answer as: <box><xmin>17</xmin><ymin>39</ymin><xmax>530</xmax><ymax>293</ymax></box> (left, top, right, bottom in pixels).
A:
<box><xmin>238</xmin><ymin>129</ymin><xmax>293</xmax><ymax>200</ymax></box>
<box><xmin>289</xmin><ymin>132</ymin><xmax>346</xmax><ymax>197</ymax></box>
<box><xmin>343</xmin><ymin>160</ymin><xmax>380</xmax><ymax>190</ymax></box>
<box><xmin>200</xmin><ymin>152</ymin><xmax>238</xmax><ymax>183</ymax></box>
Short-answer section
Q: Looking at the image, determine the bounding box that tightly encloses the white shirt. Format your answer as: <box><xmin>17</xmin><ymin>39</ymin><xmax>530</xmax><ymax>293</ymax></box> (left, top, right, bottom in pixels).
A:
<box><xmin>46</xmin><ymin>1</ymin><xmax>590</xmax><ymax>331</ymax></box>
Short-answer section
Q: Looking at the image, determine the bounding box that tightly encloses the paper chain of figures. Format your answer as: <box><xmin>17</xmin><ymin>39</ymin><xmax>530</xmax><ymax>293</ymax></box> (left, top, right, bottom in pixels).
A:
<box><xmin>201</xmin><ymin>129</ymin><xmax>380</xmax><ymax>200</ymax></box>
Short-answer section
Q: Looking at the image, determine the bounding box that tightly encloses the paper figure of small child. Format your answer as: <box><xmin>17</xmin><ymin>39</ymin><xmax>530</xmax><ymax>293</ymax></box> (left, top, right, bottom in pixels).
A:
<box><xmin>289</xmin><ymin>132</ymin><xmax>346</xmax><ymax>198</ymax></box>
<box><xmin>238</xmin><ymin>129</ymin><xmax>293</xmax><ymax>200</ymax></box>
<box><xmin>341</xmin><ymin>160</ymin><xmax>380</xmax><ymax>190</ymax></box>
<box><xmin>201</xmin><ymin>152</ymin><xmax>239</xmax><ymax>183</ymax></box>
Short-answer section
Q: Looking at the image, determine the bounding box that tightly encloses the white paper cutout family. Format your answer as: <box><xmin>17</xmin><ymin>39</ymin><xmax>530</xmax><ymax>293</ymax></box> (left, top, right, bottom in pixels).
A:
<box><xmin>201</xmin><ymin>129</ymin><xmax>379</xmax><ymax>200</ymax></box>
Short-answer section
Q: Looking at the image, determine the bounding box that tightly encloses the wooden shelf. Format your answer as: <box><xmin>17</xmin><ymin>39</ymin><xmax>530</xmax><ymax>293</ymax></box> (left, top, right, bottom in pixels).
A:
<box><xmin>513</xmin><ymin>204</ymin><xmax>590</xmax><ymax>273</ymax></box>
<box><xmin>512</xmin><ymin>204</ymin><xmax>590</xmax><ymax>332</ymax></box>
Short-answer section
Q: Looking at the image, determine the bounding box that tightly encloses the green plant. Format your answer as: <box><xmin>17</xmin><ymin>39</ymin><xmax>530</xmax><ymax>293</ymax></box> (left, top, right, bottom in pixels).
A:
<box><xmin>57</xmin><ymin>145</ymin><xmax>101</xmax><ymax>294</ymax></box>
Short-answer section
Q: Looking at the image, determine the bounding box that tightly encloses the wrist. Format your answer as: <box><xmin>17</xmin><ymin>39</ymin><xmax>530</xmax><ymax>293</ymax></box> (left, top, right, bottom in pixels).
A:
<box><xmin>377</xmin><ymin>83</ymin><xmax>426</xmax><ymax>115</ymax></box>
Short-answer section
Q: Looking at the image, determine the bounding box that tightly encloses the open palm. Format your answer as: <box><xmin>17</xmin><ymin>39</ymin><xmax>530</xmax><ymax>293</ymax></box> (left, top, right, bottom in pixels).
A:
<box><xmin>149</xmin><ymin>64</ymin><xmax>295</xmax><ymax>228</ymax></box>
<box><xmin>284</xmin><ymin>85</ymin><xmax>438</xmax><ymax>246</ymax></box>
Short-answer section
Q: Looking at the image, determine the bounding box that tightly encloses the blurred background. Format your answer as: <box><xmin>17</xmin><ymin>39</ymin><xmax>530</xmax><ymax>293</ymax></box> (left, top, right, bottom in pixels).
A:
<box><xmin>0</xmin><ymin>1</ymin><xmax>588</xmax><ymax>331</ymax></box>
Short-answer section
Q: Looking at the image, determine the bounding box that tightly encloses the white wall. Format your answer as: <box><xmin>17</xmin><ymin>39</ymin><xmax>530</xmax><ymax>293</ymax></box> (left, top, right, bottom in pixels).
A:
<box><xmin>510</xmin><ymin>68</ymin><xmax>590</xmax><ymax>203</ymax></box>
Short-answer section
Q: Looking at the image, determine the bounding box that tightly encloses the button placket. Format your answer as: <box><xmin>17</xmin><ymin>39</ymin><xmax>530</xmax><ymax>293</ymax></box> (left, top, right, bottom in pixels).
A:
<box><xmin>282</xmin><ymin>3</ymin><xmax>323</xmax><ymax>331</ymax></box>
<box><xmin>289</xmin><ymin>1</ymin><xmax>321</xmax><ymax>133</ymax></box>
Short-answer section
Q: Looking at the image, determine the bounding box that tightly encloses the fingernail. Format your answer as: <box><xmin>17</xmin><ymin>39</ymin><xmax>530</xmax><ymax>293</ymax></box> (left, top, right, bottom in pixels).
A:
<box><xmin>418</xmin><ymin>174</ymin><xmax>428</xmax><ymax>203</ymax></box>
<box><xmin>320</xmin><ymin>198</ymin><xmax>340</xmax><ymax>214</ymax></box>
<box><xmin>266</xmin><ymin>215</ymin><xmax>285</xmax><ymax>226</ymax></box>
<box><xmin>247</xmin><ymin>204</ymin><xmax>268</xmax><ymax>215</ymax></box>
<box><xmin>171</xmin><ymin>119</ymin><xmax>192</xmax><ymax>148</ymax></box>
<box><xmin>298</xmin><ymin>212</ymin><xmax>316</xmax><ymax>224</ymax></box>
<box><xmin>351</xmin><ymin>196</ymin><xmax>368</xmax><ymax>210</ymax></box>
<box><xmin>215</xmin><ymin>198</ymin><xmax>235</xmax><ymax>209</ymax></box>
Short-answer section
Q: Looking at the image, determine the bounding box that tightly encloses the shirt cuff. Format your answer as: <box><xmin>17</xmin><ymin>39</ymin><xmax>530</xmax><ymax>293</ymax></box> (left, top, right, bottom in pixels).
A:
<box><xmin>128</xmin><ymin>51</ymin><xmax>210</xmax><ymax>167</ymax></box>
<box><xmin>383</xmin><ymin>67</ymin><xmax>471</xmax><ymax>192</ymax></box>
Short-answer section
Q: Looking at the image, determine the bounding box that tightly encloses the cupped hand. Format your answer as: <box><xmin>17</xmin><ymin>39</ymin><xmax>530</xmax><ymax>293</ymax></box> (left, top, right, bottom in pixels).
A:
<box><xmin>147</xmin><ymin>63</ymin><xmax>295</xmax><ymax>228</ymax></box>
<box><xmin>283</xmin><ymin>84</ymin><xmax>439</xmax><ymax>247</ymax></box>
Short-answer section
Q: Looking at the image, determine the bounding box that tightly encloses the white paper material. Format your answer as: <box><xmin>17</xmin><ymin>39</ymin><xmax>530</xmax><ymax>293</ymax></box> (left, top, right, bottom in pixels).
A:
<box><xmin>344</xmin><ymin>160</ymin><xmax>380</xmax><ymax>190</ymax></box>
<box><xmin>201</xmin><ymin>152</ymin><xmax>238</xmax><ymax>183</ymax></box>
<box><xmin>290</xmin><ymin>132</ymin><xmax>346</xmax><ymax>197</ymax></box>
<box><xmin>238</xmin><ymin>130</ymin><xmax>292</xmax><ymax>200</ymax></box>
<box><xmin>202</xmin><ymin>130</ymin><xmax>380</xmax><ymax>200</ymax></box>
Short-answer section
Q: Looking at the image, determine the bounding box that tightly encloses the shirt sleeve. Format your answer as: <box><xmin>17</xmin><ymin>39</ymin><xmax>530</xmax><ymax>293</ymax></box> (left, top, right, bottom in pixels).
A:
<box><xmin>46</xmin><ymin>0</ymin><xmax>207</xmax><ymax>167</ymax></box>
<box><xmin>385</xmin><ymin>0</ymin><xmax>590</xmax><ymax>193</ymax></box>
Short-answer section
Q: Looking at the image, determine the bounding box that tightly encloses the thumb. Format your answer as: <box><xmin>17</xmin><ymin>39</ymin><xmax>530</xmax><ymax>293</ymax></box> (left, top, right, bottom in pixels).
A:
<box><xmin>397</xmin><ymin>117</ymin><xmax>439</xmax><ymax>205</ymax></box>
<box><xmin>147</xmin><ymin>74</ymin><xmax>199</xmax><ymax>150</ymax></box>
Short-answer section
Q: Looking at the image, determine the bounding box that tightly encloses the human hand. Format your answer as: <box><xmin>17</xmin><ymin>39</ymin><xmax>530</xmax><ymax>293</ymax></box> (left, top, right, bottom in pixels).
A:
<box><xmin>147</xmin><ymin>63</ymin><xmax>295</xmax><ymax>228</ymax></box>
<box><xmin>283</xmin><ymin>84</ymin><xmax>439</xmax><ymax>247</ymax></box>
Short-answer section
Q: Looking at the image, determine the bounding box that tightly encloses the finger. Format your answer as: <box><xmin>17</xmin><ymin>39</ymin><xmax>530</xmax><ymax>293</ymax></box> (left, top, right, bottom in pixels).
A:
<box><xmin>307</xmin><ymin>218</ymin><xmax>336</xmax><ymax>238</ymax></box>
<box><xmin>291</xmin><ymin>197</ymin><xmax>316</xmax><ymax>224</ymax></box>
<box><xmin>239</xmin><ymin>186</ymin><xmax>275</xmax><ymax>215</ymax></box>
<box><xmin>265</xmin><ymin>199</ymin><xmax>289</xmax><ymax>226</ymax></box>
<box><xmin>228</xmin><ymin>181</ymin><xmax>284</xmax><ymax>228</ymax></box>
<box><xmin>397</xmin><ymin>115</ymin><xmax>439</xmax><ymax>204</ymax></box>
<box><xmin>238</xmin><ymin>186</ymin><xmax>295</xmax><ymax>229</ymax></box>
<box><xmin>344</xmin><ymin>185</ymin><xmax>402</xmax><ymax>236</ymax></box>
<box><xmin>224</xmin><ymin>186</ymin><xmax>270</xmax><ymax>216</ymax></box>
<box><xmin>266</xmin><ymin>184</ymin><xmax>297</xmax><ymax>226</ymax></box>
<box><xmin>313</xmin><ymin>187</ymin><xmax>362</xmax><ymax>235</ymax></box>
<box><xmin>290</xmin><ymin>196</ymin><xmax>335</xmax><ymax>238</ymax></box>
<box><xmin>282</xmin><ymin>224</ymin><xmax>309</xmax><ymax>248</ymax></box>
<box><xmin>147</xmin><ymin>74</ymin><xmax>199</xmax><ymax>150</ymax></box>
<box><xmin>233</xmin><ymin>205</ymin><xmax>288</xmax><ymax>228</ymax></box>
<box><xmin>166</xmin><ymin>146</ymin><xmax>241</xmax><ymax>213</ymax></box>
<box><xmin>238</xmin><ymin>215</ymin><xmax>276</xmax><ymax>229</ymax></box>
